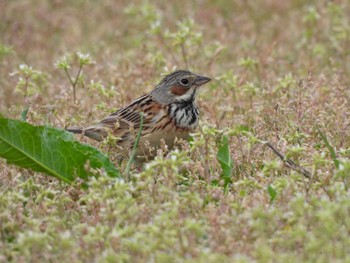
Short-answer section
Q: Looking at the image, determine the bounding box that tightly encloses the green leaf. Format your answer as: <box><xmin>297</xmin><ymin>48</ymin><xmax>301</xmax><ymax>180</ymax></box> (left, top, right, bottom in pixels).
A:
<box><xmin>20</xmin><ymin>106</ymin><xmax>29</xmax><ymax>121</ymax></box>
<box><xmin>216</xmin><ymin>135</ymin><xmax>233</xmax><ymax>190</ymax></box>
<box><xmin>0</xmin><ymin>118</ymin><xmax>120</xmax><ymax>184</ymax></box>
<box><xmin>267</xmin><ymin>184</ymin><xmax>277</xmax><ymax>203</ymax></box>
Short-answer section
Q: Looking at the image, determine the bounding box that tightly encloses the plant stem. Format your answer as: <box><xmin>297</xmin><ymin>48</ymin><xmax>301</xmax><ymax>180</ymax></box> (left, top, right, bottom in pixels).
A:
<box><xmin>124</xmin><ymin>113</ymin><xmax>144</xmax><ymax>179</ymax></box>
<box><xmin>264</xmin><ymin>141</ymin><xmax>311</xmax><ymax>178</ymax></box>
<box><xmin>64</xmin><ymin>68</ymin><xmax>76</xmax><ymax>103</ymax></box>
<box><xmin>24</xmin><ymin>77</ymin><xmax>29</xmax><ymax>99</ymax></box>
<box><xmin>73</xmin><ymin>65</ymin><xmax>83</xmax><ymax>88</ymax></box>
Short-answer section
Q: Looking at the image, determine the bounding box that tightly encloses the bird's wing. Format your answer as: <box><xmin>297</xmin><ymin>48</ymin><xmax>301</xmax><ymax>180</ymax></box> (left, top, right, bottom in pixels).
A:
<box><xmin>83</xmin><ymin>94</ymin><xmax>168</xmax><ymax>142</ymax></box>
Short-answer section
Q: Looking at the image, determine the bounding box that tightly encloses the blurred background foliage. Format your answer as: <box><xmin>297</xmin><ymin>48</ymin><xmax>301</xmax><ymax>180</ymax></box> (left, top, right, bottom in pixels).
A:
<box><xmin>1</xmin><ymin>0</ymin><xmax>350</xmax><ymax>262</ymax></box>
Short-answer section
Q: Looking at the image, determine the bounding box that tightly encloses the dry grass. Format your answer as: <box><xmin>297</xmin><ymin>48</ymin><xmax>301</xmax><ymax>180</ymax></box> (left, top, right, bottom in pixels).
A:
<box><xmin>1</xmin><ymin>0</ymin><xmax>350</xmax><ymax>262</ymax></box>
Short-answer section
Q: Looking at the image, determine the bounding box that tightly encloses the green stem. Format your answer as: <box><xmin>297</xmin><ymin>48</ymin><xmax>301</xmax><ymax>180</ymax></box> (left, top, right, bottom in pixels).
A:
<box><xmin>73</xmin><ymin>65</ymin><xmax>83</xmax><ymax>88</ymax></box>
<box><xmin>124</xmin><ymin>113</ymin><xmax>144</xmax><ymax>179</ymax></box>
<box><xmin>64</xmin><ymin>68</ymin><xmax>76</xmax><ymax>103</ymax></box>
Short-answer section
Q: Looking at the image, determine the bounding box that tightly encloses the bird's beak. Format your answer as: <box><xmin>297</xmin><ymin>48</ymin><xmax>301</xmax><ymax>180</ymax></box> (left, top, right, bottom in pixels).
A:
<box><xmin>194</xmin><ymin>75</ymin><xmax>212</xmax><ymax>86</ymax></box>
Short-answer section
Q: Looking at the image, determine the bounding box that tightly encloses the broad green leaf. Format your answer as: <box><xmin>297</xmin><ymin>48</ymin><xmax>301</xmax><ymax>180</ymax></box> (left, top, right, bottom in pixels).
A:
<box><xmin>216</xmin><ymin>135</ymin><xmax>233</xmax><ymax>190</ymax></box>
<box><xmin>0</xmin><ymin>118</ymin><xmax>120</xmax><ymax>184</ymax></box>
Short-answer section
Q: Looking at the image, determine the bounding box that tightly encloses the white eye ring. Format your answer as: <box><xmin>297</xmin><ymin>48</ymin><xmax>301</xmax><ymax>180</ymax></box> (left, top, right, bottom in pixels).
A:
<box><xmin>180</xmin><ymin>78</ymin><xmax>189</xmax><ymax>86</ymax></box>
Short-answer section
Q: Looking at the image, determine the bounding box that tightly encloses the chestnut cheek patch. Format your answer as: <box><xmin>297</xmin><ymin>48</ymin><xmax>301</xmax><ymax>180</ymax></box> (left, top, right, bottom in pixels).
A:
<box><xmin>170</xmin><ymin>86</ymin><xmax>188</xmax><ymax>96</ymax></box>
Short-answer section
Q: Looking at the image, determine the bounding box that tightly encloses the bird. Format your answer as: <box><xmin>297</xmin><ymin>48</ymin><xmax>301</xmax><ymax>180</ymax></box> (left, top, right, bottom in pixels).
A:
<box><xmin>66</xmin><ymin>70</ymin><xmax>211</xmax><ymax>161</ymax></box>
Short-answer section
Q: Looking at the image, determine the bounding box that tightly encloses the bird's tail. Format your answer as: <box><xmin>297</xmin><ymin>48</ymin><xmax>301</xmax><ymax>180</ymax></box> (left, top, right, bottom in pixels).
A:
<box><xmin>66</xmin><ymin>126</ymin><xmax>84</xmax><ymax>134</ymax></box>
<box><xmin>66</xmin><ymin>125</ymin><xmax>106</xmax><ymax>141</ymax></box>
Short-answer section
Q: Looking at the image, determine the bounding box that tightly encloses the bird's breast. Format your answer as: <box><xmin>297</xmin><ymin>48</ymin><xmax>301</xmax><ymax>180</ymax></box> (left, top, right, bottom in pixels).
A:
<box><xmin>168</xmin><ymin>101</ymin><xmax>199</xmax><ymax>130</ymax></box>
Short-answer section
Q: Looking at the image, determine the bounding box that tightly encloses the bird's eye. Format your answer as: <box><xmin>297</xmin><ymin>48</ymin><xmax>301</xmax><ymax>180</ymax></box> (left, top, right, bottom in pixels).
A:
<box><xmin>180</xmin><ymin>78</ymin><xmax>189</xmax><ymax>86</ymax></box>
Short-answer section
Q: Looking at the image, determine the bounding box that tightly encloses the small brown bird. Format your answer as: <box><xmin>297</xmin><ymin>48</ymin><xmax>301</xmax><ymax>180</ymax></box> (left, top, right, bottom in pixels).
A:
<box><xmin>67</xmin><ymin>70</ymin><xmax>211</xmax><ymax>160</ymax></box>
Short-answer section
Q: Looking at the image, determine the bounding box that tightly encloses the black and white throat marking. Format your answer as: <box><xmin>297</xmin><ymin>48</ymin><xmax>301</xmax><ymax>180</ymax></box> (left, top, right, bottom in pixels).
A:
<box><xmin>168</xmin><ymin>90</ymin><xmax>199</xmax><ymax>129</ymax></box>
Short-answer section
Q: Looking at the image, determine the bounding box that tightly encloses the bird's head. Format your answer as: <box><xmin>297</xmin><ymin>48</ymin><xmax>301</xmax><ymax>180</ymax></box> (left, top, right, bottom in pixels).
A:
<box><xmin>151</xmin><ymin>70</ymin><xmax>211</xmax><ymax>105</ymax></box>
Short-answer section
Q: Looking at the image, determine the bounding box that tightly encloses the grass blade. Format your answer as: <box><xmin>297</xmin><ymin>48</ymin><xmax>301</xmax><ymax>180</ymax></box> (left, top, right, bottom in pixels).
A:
<box><xmin>316</xmin><ymin>125</ymin><xmax>339</xmax><ymax>169</ymax></box>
